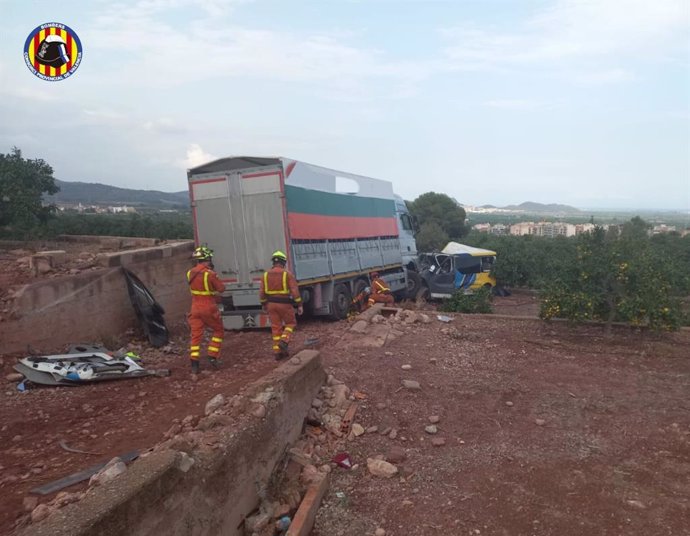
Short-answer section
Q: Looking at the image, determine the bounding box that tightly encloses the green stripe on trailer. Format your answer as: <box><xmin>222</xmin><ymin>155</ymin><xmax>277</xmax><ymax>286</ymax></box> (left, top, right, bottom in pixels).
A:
<box><xmin>285</xmin><ymin>185</ymin><xmax>395</xmax><ymax>218</ymax></box>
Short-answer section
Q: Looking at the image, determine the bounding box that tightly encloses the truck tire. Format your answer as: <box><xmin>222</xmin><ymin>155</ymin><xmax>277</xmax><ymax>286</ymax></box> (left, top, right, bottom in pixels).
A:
<box><xmin>405</xmin><ymin>271</ymin><xmax>422</xmax><ymax>299</ymax></box>
<box><xmin>329</xmin><ymin>283</ymin><xmax>351</xmax><ymax>320</ymax></box>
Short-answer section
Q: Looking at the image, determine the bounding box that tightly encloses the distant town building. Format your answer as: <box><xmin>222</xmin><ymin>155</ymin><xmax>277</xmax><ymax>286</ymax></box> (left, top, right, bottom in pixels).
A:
<box><xmin>652</xmin><ymin>224</ymin><xmax>676</xmax><ymax>235</ymax></box>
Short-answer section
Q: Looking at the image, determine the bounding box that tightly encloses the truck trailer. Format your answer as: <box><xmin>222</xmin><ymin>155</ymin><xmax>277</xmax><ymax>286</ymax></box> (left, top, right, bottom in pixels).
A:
<box><xmin>187</xmin><ymin>157</ymin><xmax>419</xmax><ymax>329</ymax></box>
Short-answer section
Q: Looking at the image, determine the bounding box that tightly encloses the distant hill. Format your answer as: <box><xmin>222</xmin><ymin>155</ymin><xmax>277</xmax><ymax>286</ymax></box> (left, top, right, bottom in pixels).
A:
<box><xmin>502</xmin><ymin>202</ymin><xmax>581</xmax><ymax>214</ymax></box>
<box><xmin>48</xmin><ymin>180</ymin><xmax>189</xmax><ymax>208</ymax></box>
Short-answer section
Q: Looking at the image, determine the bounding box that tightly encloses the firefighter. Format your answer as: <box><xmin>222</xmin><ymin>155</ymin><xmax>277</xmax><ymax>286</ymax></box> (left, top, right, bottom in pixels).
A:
<box><xmin>259</xmin><ymin>251</ymin><xmax>303</xmax><ymax>360</ymax></box>
<box><xmin>367</xmin><ymin>271</ymin><xmax>395</xmax><ymax>308</ymax></box>
<box><xmin>187</xmin><ymin>246</ymin><xmax>225</xmax><ymax>374</ymax></box>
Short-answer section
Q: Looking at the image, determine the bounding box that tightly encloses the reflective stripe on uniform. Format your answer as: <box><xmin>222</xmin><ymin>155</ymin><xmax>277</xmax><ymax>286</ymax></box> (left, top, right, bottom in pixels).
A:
<box><xmin>190</xmin><ymin>351</ymin><xmax>200</xmax><ymax>357</ymax></box>
<box><xmin>208</xmin><ymin>345</ymin><xmax>220</xmax><ymax>353</ymax></box>
<box><xmin>264</xmin><ymin>271</ymin><xmax>289</xmax><ymax>295</ymax></box>
<box><xmin>375</xmin><ymin>280</ymin><xmax>389</xmax><ymax>292</ymax></box>
<box><xmin>272</xmin><ymin>336</ymin><xmax>281</xmax><ymax>341</ymax></box>
<box><xmin>284</xmin><ymin>327</ymin><xmax>294</xmax><ymax>333</ymax></box>
<box><xmin>188</xmin><ymin>269</ymin><xmax>216</xmax><ymax>296</ymax></box>
<box><xmin>190</xmin><ymin>345</ymin><xmax>200</xmax><ymax>350</ymax></box>
<box><xmin>211</xmin><ymin>337</ymin><xmax>222</xmax><ymax>343</ymax></box>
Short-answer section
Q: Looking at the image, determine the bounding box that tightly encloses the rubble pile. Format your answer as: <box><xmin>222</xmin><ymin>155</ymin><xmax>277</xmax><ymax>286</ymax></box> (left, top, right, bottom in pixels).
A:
<box><xmin>342</xmin><ymin>306</ymin><xmax>431</xmax><ymax>348</ymax></box>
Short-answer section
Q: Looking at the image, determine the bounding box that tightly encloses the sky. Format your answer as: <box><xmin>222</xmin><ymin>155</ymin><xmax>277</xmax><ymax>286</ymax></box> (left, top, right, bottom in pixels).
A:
<box><xmin>0</xmin><ymin>0</ymin><xmax>688</xmax><ymax>210</ymax></box>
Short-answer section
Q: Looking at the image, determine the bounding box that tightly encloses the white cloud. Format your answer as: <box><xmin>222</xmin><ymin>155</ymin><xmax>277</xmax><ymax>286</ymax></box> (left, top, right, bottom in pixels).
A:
<box><xmin>84</xmin><ymin>0</ymin><xmax>430</xmax><ymax>97</ymax></box>
<box><xmin>178</xmin><ymin>143</ymin><xmax>217</xmax><ymax>169</ymax></box>
<box><xmin>441</xmin><ymin>0</ymin><xmax>689</xmax><ymax>79</ymax></box>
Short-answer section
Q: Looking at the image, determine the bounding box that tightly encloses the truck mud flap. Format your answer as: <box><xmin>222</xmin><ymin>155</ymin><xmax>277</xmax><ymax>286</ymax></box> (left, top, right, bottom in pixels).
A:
<box><xmin>222</xmin><ymin>311</ymin><xmax>269</xmax><ymax>329</ymax></box>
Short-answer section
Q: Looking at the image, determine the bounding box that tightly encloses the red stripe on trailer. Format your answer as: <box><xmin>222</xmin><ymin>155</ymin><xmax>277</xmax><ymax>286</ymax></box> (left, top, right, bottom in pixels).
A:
<box><xmin>242</xmin><ymin>171</ymin><xmax>280</xmax><ymax>179</ymax></box>
<box><xmin>287</xmin><ymin>213</ymin><xmax>399</xmax><ymax>240</ymax></box>
<box><xmin>192</xmin><ymin>177</ymin><xmax>226</xmax><ymax>185</ymax></box>
<box><xmin>285</xmin><ymin>161</ymin><xmax>296</xmax><ymax>177</ymax></box>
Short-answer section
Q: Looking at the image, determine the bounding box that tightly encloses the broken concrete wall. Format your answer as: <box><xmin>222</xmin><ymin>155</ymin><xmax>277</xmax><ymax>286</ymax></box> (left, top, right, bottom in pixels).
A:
<box><xmin>20</xmin><ymin>350</ymin><xmax>325</xmax><ymax>536</ymax></box>
<box><xmin>0</xmin><ymin>241</ymin><xmax>194</xmax><ymax>354</ymax></box>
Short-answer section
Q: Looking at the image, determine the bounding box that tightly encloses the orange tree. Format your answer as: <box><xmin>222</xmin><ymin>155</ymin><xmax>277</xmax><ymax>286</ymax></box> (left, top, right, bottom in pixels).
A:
<box><xmin>539</xmin><ymin>218</ymin><xmax>684</xmax><ymax>332</ymax></box>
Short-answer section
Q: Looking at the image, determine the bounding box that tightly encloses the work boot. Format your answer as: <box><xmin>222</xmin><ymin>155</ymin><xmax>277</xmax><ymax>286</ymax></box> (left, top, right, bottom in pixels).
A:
<box><xmin>207</xmin><ymin>356</ymin><xmax>220</xmax><ymax>369</ymax></box>
<box><xmin>190</xmin><ymin>360</ymin><xmax>200</xmax><ymax>374</ymax></box>
<box><xmin>276</xmin><ymin>340</ymin><xmax>289</xmax><ymax>360</ymax></box>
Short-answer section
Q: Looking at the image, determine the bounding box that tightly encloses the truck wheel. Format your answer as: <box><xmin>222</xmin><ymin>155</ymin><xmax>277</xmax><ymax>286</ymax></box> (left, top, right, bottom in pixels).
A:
<box><xmin>405</xmin><ymin>271</ymin><xmax>422</xmax><ymax>299</ymax></box>
<box><xmin>329</xmin><ymin>283</ymin><xmax>351</xmax><ymax>320</ymax></box>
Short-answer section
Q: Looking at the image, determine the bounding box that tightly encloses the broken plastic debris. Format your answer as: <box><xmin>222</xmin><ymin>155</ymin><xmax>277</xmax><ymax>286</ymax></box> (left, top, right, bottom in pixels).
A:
<box><xmin>332</xmin><ymin>452</ymin><xmax>353</xmax><ymax>469</ymax></box>
<box><xmin>436</xmin><ymin>315</ymin><xmax>453</xmax><ymax>323</ymax></box>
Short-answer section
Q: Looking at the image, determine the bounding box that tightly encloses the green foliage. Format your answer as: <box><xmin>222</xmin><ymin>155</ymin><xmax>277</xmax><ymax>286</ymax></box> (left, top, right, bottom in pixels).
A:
<box><xmin>440</xmin><ymin>286</ymin><xmax>493</xmax><ymax>314</ymax></box>
<box><xmin>464</xmin><ymin>232</ymin><xmax>578</xmax><ymax>288</ymax></box>
<box><xmin>408</xmin><ymin>192</ymin><xmax>468</xmax><ymax>246</ymax></box>
<box><xmin>0</xmin><ymin>147</ymin><xmax>59</xmax><ymax>228</ymax></box>
<box><xmin>539</xmin><ymin>221</ymin><xmax>684</xmax><ymax>332</ymax></box>
<box><xmin>415</xmin><ymin>221</ymin><xmax>449</xmax><ymax>252</ymax></box>
<box><xmin>0</xmin><ymin>212</ymin><xmax>193</xmax><ymax>241</ymax></box>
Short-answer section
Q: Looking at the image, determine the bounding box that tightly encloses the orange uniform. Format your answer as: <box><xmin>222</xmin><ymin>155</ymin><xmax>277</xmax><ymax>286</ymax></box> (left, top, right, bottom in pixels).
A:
<box><xmin>368</xmin><ymin>276</ymin><xmax>395</xmax><ymax>307</ymax></box>
<box><xmin>187</xmin><ymin>264</ymin><xmax>225</xmax><ymax>361</ymax></box>
<box><xmin>259</xmin><ymin>266</ymin><xmax>302</xmax><ymax>357</ymax></box>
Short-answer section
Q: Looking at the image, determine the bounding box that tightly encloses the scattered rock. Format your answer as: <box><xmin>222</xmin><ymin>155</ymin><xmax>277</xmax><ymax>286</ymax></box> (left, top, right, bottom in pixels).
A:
<box><xmin>312</xmin><ymin>398</ymin><xmax>323</xmax><ymax>409</ymax></box>
<box><xmin>376</xmin><ymin>403</ymin><xmax>387</xmax><ymax>410</ymax></box>
<box><xmin>12</xmin><ymin>435</ymin><xmax>21</xmax><ymax>442</ymax></box>
<box><xmin>401</xmin><ymin>364</ymin><xmax>412</xmax><ymax>370</ymax></box>
<box><xmin>626</xmin><ymin>499</ymin><xmax>646</xmax><ymax>509</ymax></box>
<box><xmin>351</xmin><ymin>423</ymin><xmax>365</xmax><ymax>437</ymax></box>
<box><xmin>419</xmin><ymin>314</ymin><xmax>431</xmax><ymax>324</ymax></box>
<box><xmin>204</xmin><ymin>394</ymin><xmax>225</xmax><ymax>416</ymax></box>
<box><xmin>177</xmin><ymin>452</ymin><xmax>195</xmax><ymax>473</ymax></box>
<box><xmin>31</xmin><ymin>503</ymin><xmax>53</xmax><ymax>523</ymax></box>
<box><xmin>431</xmin><ymin>437</ymin><xmax>446</xmax><ymax>447</ymax></box>
<box><xmin>367</xmin><ymin>458</ymin><xmax>398</xmax><ymax>478</ymax></box>
<box><xmin>366</xmin><ymin>426</ymin><xmax>379</xmax><ymax>434</ymax></box>
<box><xmin>425</xmin><ymin>425</ymin><xmax>438</xmax><ymax>435</ymax></box>
<box><xmin>331</xmin><ymin>384</ymin><xmax>351</xmax><ymax>408</ymax></box>
<box><xmin>320</xmin><ymin>464</ymin><xmax>332</xmax><ymax>474</ymax></box>
<box><xmin>350</xmin><ymin>320</ymin><xmax>369</xmax><ymax>334</ymax></box>
<box><xmin>381</xmin><ymin>426</ymin><xmax>392</xmax><ymax>436</ymax></box>
<box><xmin>386</xmin><ymin>445</ymin><xmax>406</xmax><ymax>464</ymax></box>
<box><xmin>402</xmin><ymin>380</ymin><xmax>421</xmax><ymax>391</ymax></box>
<box><xmin>371</xmin><ymin>314</ymin><xmax>386</xmax><ymax>324</ymax></box>
<box><xmin>375</xmin><ymin>529</ymin><xmax>386</xmax><ymax>536</ymax></box>
<box><xmin>428</xmin><ymin>415</ymin><xmax>440</xmax><ymax>424</ymax></box>
<box><xmin>505</xmin><ymin>401</ymin><xmax>514</xmax><ymax>407</ymax></box>
<box><xmin>429</xmin><ymin>358</ymin><xmax>437</xmax><ymax>364</ymax></box>
<box><xmin>300</xmin><ymin>464</ymin><xmax>322</xmax><ymax>485</ymax></box>
<box><xmin>535</xmin><ymin>419</ymin><xmax>546</xmax><ymax>426</ymax></box>
<box><xmin>6</xmin><ymin>373</ymin><xmax>23</xmax><ymax>383</ymax></box>
<box><xmin>290</xmin><ymin>357</ymin><xmax>301</xmax><ymax>365</ymax></box>
<box><xmin>388</xmin><ymin>429</ymin><xmax>398</xmax><ymax>440</ymax></box>
<box><xmin>89</xmin><ymin>457</ymin><xmax>127</xmax><ymax>486</ymax></box>
<box><xmin>252</xmin><ymin>404</ymin><xmax>267</xmax><ymax>418</ymax></box>
<box><xmin>402</xmin><ymin>499</ymin><xmax>413</xmax><ymax>506</ymax></box>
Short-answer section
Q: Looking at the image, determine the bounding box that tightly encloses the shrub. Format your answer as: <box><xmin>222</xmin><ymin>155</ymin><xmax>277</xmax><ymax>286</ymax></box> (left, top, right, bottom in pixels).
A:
<box><xmin>440</xmin><ymin>286</ymin><xmax>493</xmax><ymax>314</ymax></box>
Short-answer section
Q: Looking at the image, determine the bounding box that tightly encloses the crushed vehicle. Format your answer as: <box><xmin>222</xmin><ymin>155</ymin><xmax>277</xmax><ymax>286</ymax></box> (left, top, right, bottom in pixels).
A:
<box><xmin>417</xmin><ymin>242</ymin><xmax>498</xmax><ymax>300</ymax></box>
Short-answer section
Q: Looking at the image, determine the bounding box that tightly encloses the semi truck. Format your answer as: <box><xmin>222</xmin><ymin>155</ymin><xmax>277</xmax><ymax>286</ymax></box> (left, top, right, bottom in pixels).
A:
<box><xmin>187</xmin><ymin>156</ymin><xmax>420</xmax><ymax>329</ymax></box>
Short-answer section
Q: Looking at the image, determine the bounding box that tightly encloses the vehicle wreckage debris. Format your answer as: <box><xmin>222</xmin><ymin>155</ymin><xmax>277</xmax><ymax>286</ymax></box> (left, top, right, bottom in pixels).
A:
<box><xmin>58</xmin><ymin>440</ymin><xmax>101</xmax><ymax>456</ymax></box>
<box><xmin>30</xmin><ymin>451</ymin><xmax>139</xmax><ymax>496</ymax></box>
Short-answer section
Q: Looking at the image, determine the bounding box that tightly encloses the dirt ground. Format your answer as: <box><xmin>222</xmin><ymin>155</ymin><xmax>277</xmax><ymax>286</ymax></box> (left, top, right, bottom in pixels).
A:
<box><xmin>1</xmin><ymin>297</ymin><xmax>689</xmax><ymax>536</ymax></box>
<box><xmin>313</xmin><ymin>314</ymin><xmax>690</xmax><ymax>536</ymax></box>
<box><xmin>0</xmin><ymin>323</ymin><xmax>325</xmax><ymax>535</ymax></box>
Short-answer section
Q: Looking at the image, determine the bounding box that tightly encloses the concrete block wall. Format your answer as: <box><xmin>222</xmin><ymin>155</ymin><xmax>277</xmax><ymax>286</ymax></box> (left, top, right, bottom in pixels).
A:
<box><xmin>0</xmin><ymin>241</ymin><xmax>194</xmax><ymax>354</ymax></box>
